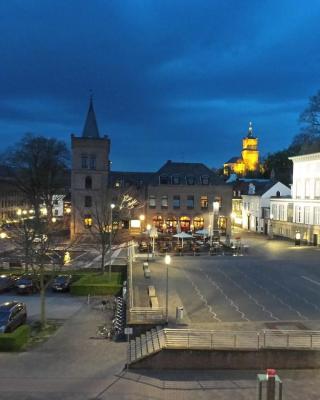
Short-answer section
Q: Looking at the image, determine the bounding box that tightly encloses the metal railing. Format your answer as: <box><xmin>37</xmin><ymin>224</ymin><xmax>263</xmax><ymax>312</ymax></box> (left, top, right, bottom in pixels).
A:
<box><xmin>163</xmin><ymin>328</ymin><xmax>320</xmax><ymax>350</ymax></box>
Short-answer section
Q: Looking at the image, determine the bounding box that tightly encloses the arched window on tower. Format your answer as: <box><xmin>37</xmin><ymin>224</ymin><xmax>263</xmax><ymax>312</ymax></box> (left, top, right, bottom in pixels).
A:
<box><xmin>85</xmin><ymin>176</ymin><xmax>92</xmax><ymax>189</ymax></box>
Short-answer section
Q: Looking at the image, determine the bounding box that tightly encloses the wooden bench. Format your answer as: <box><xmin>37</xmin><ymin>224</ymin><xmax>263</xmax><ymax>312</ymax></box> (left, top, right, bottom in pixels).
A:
<box><xmin>150</xmin><ymin>296</ymin><xmax>159</xmax><ymax>308</ymax></box>
<box><xmin>148</xmin><ymin>285</ymin><xmax>156</xmax><ymax>297</ymax></box>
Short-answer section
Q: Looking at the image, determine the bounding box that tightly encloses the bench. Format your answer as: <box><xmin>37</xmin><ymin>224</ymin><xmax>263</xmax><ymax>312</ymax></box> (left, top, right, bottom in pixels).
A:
<box><xmin>150</xmin><ymin>296</ymin><xmax>159</xmax><ymax>308</ymax></box>
<box><xmin>144</xmin><ymin>268</ymin><xmax>151</xmax><ymax>278</ymax></box>
<box><xmin>148</xmin><ymin>285</ymin><xmax>156</xmax><ymax>297</ymax></box>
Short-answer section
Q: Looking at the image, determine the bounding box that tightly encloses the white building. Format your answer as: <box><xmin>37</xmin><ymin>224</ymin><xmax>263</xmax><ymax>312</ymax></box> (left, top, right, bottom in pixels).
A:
<box><xmin>242</xmin><ymin>181</ymin><xmax>291</xmax><ymax>234</ymax></box>
<box><xmin>52</xmin><ymin>194</ymin><xmax>65</xmax><ymax>218</ymax></box>
<box><xmin>270</xmin><ymin>152</ymin><xmax>320</xmax><ymax>245</ymax></box>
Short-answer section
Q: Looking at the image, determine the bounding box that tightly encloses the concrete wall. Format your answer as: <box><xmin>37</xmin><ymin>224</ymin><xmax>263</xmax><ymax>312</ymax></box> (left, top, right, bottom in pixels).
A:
<box><xmin>131</xmin><ymin>348</ymin><xmax>320</xmax><ymax>370</ymax></box>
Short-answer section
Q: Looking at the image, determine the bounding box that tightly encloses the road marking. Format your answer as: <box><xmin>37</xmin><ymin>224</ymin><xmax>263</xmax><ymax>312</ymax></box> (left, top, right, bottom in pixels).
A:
<box><xmin>302</xmin><ymin>276</ymin><xmax>320</xmax><ymax>287</ymax></box>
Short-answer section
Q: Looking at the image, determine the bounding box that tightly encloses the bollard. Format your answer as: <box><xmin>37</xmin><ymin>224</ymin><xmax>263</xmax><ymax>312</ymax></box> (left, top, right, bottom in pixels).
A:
<box><xmin>87</xmin><ymin>293</ymin><xmax>90</xmax><ymax>305</ymax></box>
<box><xmin>257</xmin><ymin>369</ymin><xmax>282</xmax><ymax>400</ymax></box>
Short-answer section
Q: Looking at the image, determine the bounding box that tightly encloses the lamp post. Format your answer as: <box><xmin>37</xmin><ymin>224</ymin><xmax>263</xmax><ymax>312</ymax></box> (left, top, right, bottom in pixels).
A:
<box><xmin>210</xmin><ymin>201</ymin><xmax>220</xmax><ymax>247</ymax></box>
<box><xmin>139</xmin><ymin>214</ymin><xmax>145</xmax><ymax>233</ymax></box>
<box><xmin>165</xmin><ymin>254</ymin><xmax>171</xmax><ymax>324</ymax></box>
<box><xmin>146</xmin><ymin>223</ymin><xmax>151</xmax><ymax>261</ymax></box>
<box><xmin>109</xmin><ymin>203</ymin><xmax>115</xmax><ymax>278</ymax></box>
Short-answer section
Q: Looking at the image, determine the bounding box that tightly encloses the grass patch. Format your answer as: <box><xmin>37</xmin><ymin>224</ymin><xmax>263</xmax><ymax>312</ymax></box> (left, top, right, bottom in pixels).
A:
<box><xmin>70</xmin><ymin>272</ymin><xmax>124</xmax><ymax>296</ymax></box>
<box><xmin>0</xmin><ymin>325</ymin><xmax>31</xmax><ymax>351</ymax></box>
<box><xmin>26</xmin><ymin>320</ymin><xmax>61</xmax><ymax>348</ymax></box>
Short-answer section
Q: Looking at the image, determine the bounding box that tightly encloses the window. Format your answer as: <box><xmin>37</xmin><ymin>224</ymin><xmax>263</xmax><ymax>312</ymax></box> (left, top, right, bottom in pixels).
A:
<box><xmin>315</xmin><ymin>180</ymin><xmax>320</xmax><ymax>199</ymax></box>
<box><xmin>200</xmin><ymin>195</ymin><xmax>208</xmax><ymax>209</ymax></box>
<box><xmin>161</xmin><ymin>195</ymin><xmax>168</xmax><ymax>209</ymax></box>
<box><xmin>84</xmin><ymin>215</ymin><xmax>92</xmax><ymax>228</ymax></box>
<box><xmin>114</xmin><ymin>181</ymin><xmax>121</xmax><ymax>188</ymax></box>
<box><xmin>89</xmin><ymin>155</ymin><xmax>96</xmax><ymax>170</ymax></box>
<box><xmin>314</xmin><ymin>207</ymin><xmax>320</xmax><ymax>225</ymax></box>
<box><xmin>271</xmin><ymin>204</ymin><xmax>277</xmax><ymax>219</ymax></box>
<box><xmin>296</xmin><ymin>180</ymin><xmax>302</xmax><ymax>198</ymax></box>
<box><xmin>81</xmin><ymin>154</ymin><xmax>88</xmax><ymax>169</ymax></box>
<box><xmin>84</xmin><ymin>196</ymin><xmax>92</xmax><ymax>208</ymax></box>
<box><xmin>214</xmin><ymin>196</ymin><xmax>222</xmax><ymax>209</ymax></box>
<box><xmin>53</xmin><ymin>199</ymin><xmax>58</xmax><ymax>205</ymax></box>
<box><xmin>295</xmin><ymin>206</ymin><xmax>302</xmax><ymax>223</ymax></box>
<box><xmin>201</xmin><ymin>175</ymin><xmax>209</xmax><ymax>185</ymax></box>
<box><xmin>149</xmin><ymin>195</ymin><xmax>156</xmax><ymax>208</ymax></box>
<box><xmin>279</xmin><ymin>204</ymin><xmax>285</xmax><ymax>221</ymax></box>
<box><xmin>172</xmin><ymin>175</ymin><xmax>180</xmax><ymax>185</ymax></box>
<box><xmin>193</xmin><ymin>217</ymin><xmax>204</xmax><ymax>230</ymax></box>
<box><xmin>186</xmin><ymin>176</ymin><xmax>195</xmax><ymax>185</ymax></box>
<box><xmin>152</xmin><ymin>215</ymin><xmax>163</xmax><ymax>229</ymax></box>
<box><xmin>276</xmin><ymin>191</ymin><xmax>280</xmax><ymax>197</ymax></box>
<box><xmin>85</xmin><ymin>176</ymin><xmax>92</xmax><ymax>189</ymax></box>
<box><xmin>305</xmin><ymin>206</ymin><xmax>310</xmax><ymax>224</ymax></box>
<box><xmin>187</xmin><ymin>195</ymin><xmax>194</xmax><ymax>209</ymax></box>
<box><xmin>305</xmin><ymin>180</ymin><xmax>310</xmax><ymax>199</ymax></box>
<box><xmin>54</xmin><ymin>209</ymin><xmax>59</xmax><ymax>216</ymax></box>
<box><xmin>173</xmin><ymin>195</ymin><xmax>180</xmax><ymax>209</ymax></box>
<box><xmin>159</xmin><ymin>175</ymin><xmax>170</xmax><ymax>184</ymax></box>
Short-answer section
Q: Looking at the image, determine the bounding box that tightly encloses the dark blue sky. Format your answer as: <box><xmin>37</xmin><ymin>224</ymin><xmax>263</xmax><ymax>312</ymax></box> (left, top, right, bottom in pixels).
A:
<box><xmin>0</xmin><ymin>0</ymin><xmax>320</xmax><ymax>171</ymax></box>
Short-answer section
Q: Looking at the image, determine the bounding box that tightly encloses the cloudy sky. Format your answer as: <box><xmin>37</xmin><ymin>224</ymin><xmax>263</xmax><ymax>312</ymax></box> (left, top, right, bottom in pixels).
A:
<box><xmin>0</xmin><ymin>0</ymin><xmax>319</xmax><ymax>171</ymax></box>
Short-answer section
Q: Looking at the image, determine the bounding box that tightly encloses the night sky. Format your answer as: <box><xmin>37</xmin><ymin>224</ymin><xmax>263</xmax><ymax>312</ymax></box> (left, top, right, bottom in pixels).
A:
<box><xmin>1</xmin><ymin>0</ymin><xmax>320</xmax><ymax>171</ymax></box>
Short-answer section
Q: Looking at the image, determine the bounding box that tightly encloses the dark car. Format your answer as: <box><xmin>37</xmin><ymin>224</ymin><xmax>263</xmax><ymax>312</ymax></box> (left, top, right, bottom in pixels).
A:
<box><xmin>0</xmin><ymin>301</ymin><xmax>27</xmax><ymax>333</ymax></box>
<box><xmin>15</xmin><ymin>274</ymin><xmax>38</xmax><ymax>294</ymax></box>
<box><xmin>0</xmin><ymin>275</ymin><xmax>16</xmax><ymax>293</ymax></box>
<box><xmin>51</xmin><ymin>275</ymin><xmax>72</xmax><ymax>292</ymax></box>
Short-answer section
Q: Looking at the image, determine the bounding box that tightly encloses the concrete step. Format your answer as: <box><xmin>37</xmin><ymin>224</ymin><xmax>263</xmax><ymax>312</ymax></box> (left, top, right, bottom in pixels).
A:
<box><xmin>151</xmin><ymin>328</ymin><xmax>161</xmax><ymax>351</ymax></box>
<box><xmin>156</xmin><ymin>326</ymin><xmax>166</xmax><ymax>348</ymax></box>
<box><xmin>146</xmin><ymin>330</ymin><xmax>154</xmax><ymax>353</ymax></box>
<box><xmin>129</xmin><ymin>339</ymin><xmax>136</xmax><ymax>362</ymax></box>
<box><xmin>140</xmin><ymin>334</ymin><xmax>148</xmax><ymax>357</ymax></box>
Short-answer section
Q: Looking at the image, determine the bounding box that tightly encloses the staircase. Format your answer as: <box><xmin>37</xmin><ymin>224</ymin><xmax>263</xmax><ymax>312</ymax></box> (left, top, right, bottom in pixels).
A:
<box><xmin>129</xmin><ymin>326</ymin><xmax>165</xmax><ymax>363</ymax></box>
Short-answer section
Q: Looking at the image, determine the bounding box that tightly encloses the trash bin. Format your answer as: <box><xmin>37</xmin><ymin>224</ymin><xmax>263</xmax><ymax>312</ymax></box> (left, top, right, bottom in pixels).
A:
<box><xmin>176</xmin><ymin>306</ymin><xmax>184</xmax><ymax>322</ymax></box>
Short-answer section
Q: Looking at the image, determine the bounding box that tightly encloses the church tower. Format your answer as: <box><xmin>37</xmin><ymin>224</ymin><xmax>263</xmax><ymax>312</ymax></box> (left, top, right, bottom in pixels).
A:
<box><xmin>241</xmin><ymin>122</ymin><xmax>259</xmax><ymax>173</ymax></box>
<box><xmin>70</xmin><ymin>98</ymin><xmax>110</xmax><ymax>238</ymax></box>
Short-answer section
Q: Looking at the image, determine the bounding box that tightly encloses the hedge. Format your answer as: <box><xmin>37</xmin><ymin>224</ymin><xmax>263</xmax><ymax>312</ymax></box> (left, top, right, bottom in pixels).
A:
<box><xmin>0</xmin><ymin>325</ymin><xmax>30</xmax><ymax>351</ymax></box>
<box><xmin>70</xmin><ymin>284</ymin><xmax>122</xmax><ymax>296</ymax></box>
<box><xmin>70</xmin><ymin>273</ymin><xmax>124</xmax><ymax>296</ymax></box>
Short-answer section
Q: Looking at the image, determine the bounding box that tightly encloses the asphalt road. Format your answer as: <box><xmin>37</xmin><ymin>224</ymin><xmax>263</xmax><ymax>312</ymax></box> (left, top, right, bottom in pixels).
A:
<box><xmin>136</xmin><ymin>231</ymin><xmax>320</xmax><ymax>328</ymax></box>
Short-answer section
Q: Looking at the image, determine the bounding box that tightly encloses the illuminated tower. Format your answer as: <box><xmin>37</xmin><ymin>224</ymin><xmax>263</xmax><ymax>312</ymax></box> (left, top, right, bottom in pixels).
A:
<box><xmin>241</xmin><ymin>122</ymin><xmax>259</xmax><ymax>173</ymax></box>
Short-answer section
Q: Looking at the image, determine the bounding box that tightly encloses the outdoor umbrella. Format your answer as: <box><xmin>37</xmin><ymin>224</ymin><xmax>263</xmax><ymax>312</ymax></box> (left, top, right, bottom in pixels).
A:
<box><xmin>195</xmin><ymin>228</ymin><xmax>209</xmax><ymax>237</ymax></box>
<box><xmin>173</xmin><ymin>231</ymin><xmax>193</xmax><ymax>248</ymax></box>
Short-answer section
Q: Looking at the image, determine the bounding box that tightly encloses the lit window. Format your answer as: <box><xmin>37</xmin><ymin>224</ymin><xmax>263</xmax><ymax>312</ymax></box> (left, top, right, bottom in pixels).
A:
<box><xmin>149</xmin><ymin>195</ymin><xmax>156</xmax><ymax>208</ymax></box>
<box><xmin>314</xmin><ymin>207</ymin><xmax>320</xmax><ymax>225</ymax></box>
<box><xmin>305</xmin><ymin>180</ymin><xmax>310</xmax><ymax>199</ymax></box>
<box><xmin>84</xmin><ymin>215</ymin><xmax>92</xmax><ymax>228</ymax></box>
<box><xmin>315</xmin><ymin>180</ymin><xmax>320</xmax><ymax>199</ymax></box>
<box><xmin>200</xmin><ymin>196</ymin><xmax>208</xmax><ymax>209</ymax></box>
<box><xmin>161</xmin><ymin>196</ymin><xmax>168</xmax><ymax>209</ymax></box>
<box><xmin>305</xmin><ymin>206</ymin><xmax>310</xmax><ymax>224</ymax></box>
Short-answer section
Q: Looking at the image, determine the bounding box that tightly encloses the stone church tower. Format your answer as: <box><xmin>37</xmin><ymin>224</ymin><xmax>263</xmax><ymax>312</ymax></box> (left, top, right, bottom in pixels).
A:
<box><xmin>241</xmin><ymin>122</ymin><xmax>259</xmax><ymax>173</ymax></box>
<box><xmin>71</xmin><ymin>98</ymin><xmax>110</xmax><ymax>238</ymax></box>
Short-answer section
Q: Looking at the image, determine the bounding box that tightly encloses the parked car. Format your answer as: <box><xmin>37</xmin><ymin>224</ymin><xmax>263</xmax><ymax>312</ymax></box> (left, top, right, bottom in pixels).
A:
<box><xmin>0</xmin><ymin>274</ymin><xmax>16</xmax><ymax>293</ymax></box>
<box><xmin>0</xmin><ymin>301</ymin><xmax>27</xmax><ymax>333</ymax></box>
<box><xmin>15</xmin><ymin>274</ymin><xmax>38</xmax><ymax>294</ymax></box>
<box><xmin>51</xmin><ymin>275</ymin><xmax>72</xmax><ymax>292</ymax></box>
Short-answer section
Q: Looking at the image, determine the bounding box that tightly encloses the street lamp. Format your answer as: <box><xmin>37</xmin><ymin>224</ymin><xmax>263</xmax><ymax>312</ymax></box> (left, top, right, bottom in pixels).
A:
<box><xmin>295</xmin><ymin>231</ymin><xmax>301</xmax><ymax>246</ymax></box>
<box><xmin>146</xmin><ymin>224</ymin><xmax>151</xmax><ymax>261</ymax></box>
<box><xmin>165</xmin><ymin>254</ymin><xmax>171</xmax><ymax>324</ymax></box>
<box><xmin>210</xmin><ymin>201</ymin><xmax>220</xmax><ymax>247</ymax></box>
<box><xmin>139</xmin><ymin>214</ymin><xmax>145</xmax><ymax>233</ymax></box>
<box><xmin>0</xmin><ymin>232</ymin><xmax>7</xmax><ymax>239</ymax></box>
<box><xmin>109</xmin><ymin>203</ymin><xmax>115</xmax><ymax>276</ymax></box>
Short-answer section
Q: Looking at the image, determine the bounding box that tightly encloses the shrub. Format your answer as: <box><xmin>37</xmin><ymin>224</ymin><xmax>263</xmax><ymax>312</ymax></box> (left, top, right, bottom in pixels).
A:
<box><xmin>70</xmin><ymin>272</ymin><xmax>124</xmax><ymax>296</ymax></box>
<box><xmin>0</xmin><ymin>325</ymin><xmax>30</xmax><ymax>351</ymax></box>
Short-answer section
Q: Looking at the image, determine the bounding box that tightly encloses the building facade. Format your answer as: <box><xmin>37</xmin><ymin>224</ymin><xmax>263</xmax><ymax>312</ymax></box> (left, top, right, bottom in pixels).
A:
<box><xmin>71</xmin><ymin>99</ymin><xmax>110</xmax><ymax>238</ymax></box>
<box><xmin>270</xmin><ymin>152</ymin><xmax>320</xmax><ymax>245</ymax></box>
<box><xmin>242</xmin><ymin>181</ymin><xmax>291</xmax><ymax>234</ymax></box>
<box><xmin>70</xmin><ymin>100</ymin><xmax>233</xmax><ymax>237</ymax></box>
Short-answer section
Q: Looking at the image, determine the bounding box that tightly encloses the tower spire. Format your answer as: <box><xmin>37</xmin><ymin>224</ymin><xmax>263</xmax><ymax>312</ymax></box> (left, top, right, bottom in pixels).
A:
<box><xmin>248</xmin><ymin>121</ymin><xmax>253</xmax><ymax>138</ymax></box>
<box><xmin>82</xmin><ymin>95</ymin><xmax>100</xmax><ymax>138</ymax></box>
